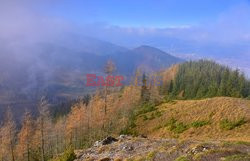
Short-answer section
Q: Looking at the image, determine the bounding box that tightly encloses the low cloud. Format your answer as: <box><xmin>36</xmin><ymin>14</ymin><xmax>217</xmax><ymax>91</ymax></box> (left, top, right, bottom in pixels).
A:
<box><xmin>0</xmin><ymin>0</ymin><xmax>250</xmax><ymax>76</ymax></box>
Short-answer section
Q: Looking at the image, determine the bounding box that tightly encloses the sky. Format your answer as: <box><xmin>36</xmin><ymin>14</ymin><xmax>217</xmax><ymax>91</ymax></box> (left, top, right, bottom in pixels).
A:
<box><xmin>0</xmin><ymin>0</ymin><xmax>250</xmax><ymax>75</ymax></box>
<box><xmin>40</xmin><ymin>0</ymin><xmax>246</xmax><ymax>27</ymax></box>
<box><xmin>1</xmin><ymin>0</ymin><xmax>250</xmax><ymax>43</ymax></box>
<box><xmin>1</xmin><ymin>0</ymin><xmax>250</xmax><ymax>41</ymax></box>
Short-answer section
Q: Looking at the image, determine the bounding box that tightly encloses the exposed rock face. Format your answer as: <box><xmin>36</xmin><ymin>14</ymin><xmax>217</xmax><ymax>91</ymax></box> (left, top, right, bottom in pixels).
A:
<box><xmin>74</xmin><ymin>136</ymin><xmax>250</xmax><ymax>161</ymax></box>
<box><xmin>93</xmin><ymin>137</ymin><xmax>118</xmax><ymax>147</ymax></box>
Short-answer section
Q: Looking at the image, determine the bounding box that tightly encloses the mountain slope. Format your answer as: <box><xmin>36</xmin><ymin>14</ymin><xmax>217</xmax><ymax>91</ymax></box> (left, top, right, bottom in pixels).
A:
<box><xmin>133</xmin><ymin>97</ymin><xmax>250</xmax><ymax>141</ymax></box>
<box><xmin>72</xmin><ymin>97</ymin><xmax>250</xmax><ymax>161</ymax></box>
<box><xmin>0</xmin><ymin>36</ymin><xmax>183</xmax><ymax>121</ymax></box>
<box><xmin>133</xmin><ymin>45</ymin><xmax>183</xmax><ymax>71</ymax></box>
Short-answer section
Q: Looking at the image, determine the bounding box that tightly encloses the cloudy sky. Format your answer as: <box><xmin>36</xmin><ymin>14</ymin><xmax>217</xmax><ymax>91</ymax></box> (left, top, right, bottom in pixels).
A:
<box><xmin>1</xmin><ymin>0</ymin><xmax>250</xmax><ymax>75</ymax></box>
<box><xmin>1</xmin><ymin>0</ymin><xmax>249</xmax><ymax>39</ymax></box>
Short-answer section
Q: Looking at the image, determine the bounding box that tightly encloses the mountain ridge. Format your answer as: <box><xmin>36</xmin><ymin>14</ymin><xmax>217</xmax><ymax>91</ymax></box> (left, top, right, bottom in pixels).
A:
<box><xmin>0</xmin><ymin>36</ymin><xmax>183</xmax><ymax>121</ymax></box>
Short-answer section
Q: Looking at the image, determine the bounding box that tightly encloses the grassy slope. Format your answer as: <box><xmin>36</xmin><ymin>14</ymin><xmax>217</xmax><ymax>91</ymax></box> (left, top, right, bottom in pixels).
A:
<box><xmin>134</xmin><ymin>97</ymin><xmax>250</xmax><ymax>141</ymax></box>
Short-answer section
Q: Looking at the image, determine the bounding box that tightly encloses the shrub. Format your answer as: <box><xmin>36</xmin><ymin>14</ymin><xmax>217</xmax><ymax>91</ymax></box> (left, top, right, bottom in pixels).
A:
<box><xmin>165</xmin><ymin>118</ymin><xmax>177</xmax><ymax>127</ymax></box>
<box><xmin>148</xmin><ymin>113</ymin><xmax>156</xmax><ymax>120</ymax></box>
<box><xmin>136</xmin><ymin>103</ymin><xmax>157</xmax><ymax>116</ymax></box>
<box><xmin>146</xmin><ymin>151</ymin><xmax>157</xmax><ymax>160</ymax></box>
<box><xmin>142</xmin><ymin>115</ymin><xmax>148</xmax><ymax>121</ymax></box>
<box><xmin>191</xmin><ymin>120</ymin><xmax>210</xmax><ymax>128</ymax></box>
<box><xmin>165</xmin><ymin>118</ymin><xmax>189</xmax><ymax>134</ymax></box>
<box><xmin>220</xmin><ymin>118</ymin><xmax>246</xmax><ymax>130</ymax></box>
<box><xmin>119</xmin><ymin>127</ymin><xmax>138</xmax><ymax>136</ymax></box>
<box><xmin>224</xmin><ymin>154</ymin><xmax>250</xmax><ymax>161</ymax></box>
<box><xmin>163</xmin><ymin>95</ymin><xmax>175</xmax><ymax>103</ymax></box>
<box><xmin>120</xmin><ymin>110</ymin><xmax>138</xmax><ymax>136</ymax></box>
<box><xmin>155</xmin><ymin>111</ymin><xmax>162</xmax><ymax>117</ymax></box>
<box><xmin>143</xmin><ymin>110</ymin><xmax>162</xmax><ymax>121</ymax></box>
<box><xmin>175</xmin><ymin>156</ymin><xmax>190</xmax><ymax>161</ymax></box>
<box><xmin>49</xmin><ymin>146</ymin><xmax>76</xmax><ymax>161</ymax></box>
<box><xmin>172</xmin><ymin>122</ymin><xmax>188</xmax><ymax>134</ymax></box>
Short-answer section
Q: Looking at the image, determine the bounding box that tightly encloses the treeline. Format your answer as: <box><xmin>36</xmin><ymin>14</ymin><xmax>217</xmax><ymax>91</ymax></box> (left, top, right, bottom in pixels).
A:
<box><xmin>1</xmin><ymin>60</ymin><xmax>250</xmax><ymax>161</ymax></box>
<box><xmin>162</xmin><ymin>60</ymin><xmax>250</xmax><ymax>99</ymax></box>
<box><xmin>0</xmin><ymin>86</ymin><xmax>142</xmax><ymax>161</ymax></box>
<box><xmin>0</xmin><ymin>60</ymin><xmax>139</xmax><ymax>161</ymax></box>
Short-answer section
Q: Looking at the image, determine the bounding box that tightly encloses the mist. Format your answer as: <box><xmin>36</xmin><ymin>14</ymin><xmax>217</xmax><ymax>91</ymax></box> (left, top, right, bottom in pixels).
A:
<box><xmin>0</xmin><ymin>1</ymin><xmax>250</xmax><ymax>77</ymax></box>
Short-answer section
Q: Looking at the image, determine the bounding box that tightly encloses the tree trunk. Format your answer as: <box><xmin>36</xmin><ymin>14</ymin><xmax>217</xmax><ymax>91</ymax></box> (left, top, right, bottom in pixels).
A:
<box><xmin>40</xmin><ymin>119</ymin><xmax>45</xmax><ymax>161</ymax></box>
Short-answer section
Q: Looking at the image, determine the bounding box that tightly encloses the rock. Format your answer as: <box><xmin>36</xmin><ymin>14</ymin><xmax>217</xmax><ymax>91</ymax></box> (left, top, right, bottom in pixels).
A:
<box><xmin>102</xmin><ymin>136</ymin><xmax>118</xmax><ymax>145</ymax></box>
<box><xmin>119</xmin><ymin>134</ymin><xmax>127</xmax><ymax>139</ymax></box>
<box><xmin>94</xmin><ymin>141</ymin><xmax>102</xmax><ymax>147</ymax></box>
<box><xmin>74</xmin><ymin>150</ymin><xmax>84</xmax><ymax>158</ymax></box>
<box><xmin>98</xmin><ymin>157</ymin><xmax>111</xmax><ymax>161</ymax></box>
<box><xmin>93</xmin><ymin>136</ymin><xmax>118</xmax><ymax>147</ymax></box>
<box><xmin>139</xmin><ymin>134</ymin><xmax>147</xmax><ymax>138</ymax></box>
<box><xmin>189</xmin><ymin>145</ymin><xmax>210</xmax><ymax>154</ymax></box>
<box><xmin>122</xmin><ymin>145</ymin><xmax>134</xmax><ymax>151</ymax></box>
<box><xmin>85</xmin><ymin>157</ymin><xmax>95</xmax><ymax>161</ymax></box>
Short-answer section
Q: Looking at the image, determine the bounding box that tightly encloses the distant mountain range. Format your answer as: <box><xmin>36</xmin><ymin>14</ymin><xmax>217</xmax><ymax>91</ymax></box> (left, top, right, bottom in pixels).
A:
<box><xmin>0</xmin><ymin>35</ymin><xmax>183</xmax><ymax>120</ymax></box>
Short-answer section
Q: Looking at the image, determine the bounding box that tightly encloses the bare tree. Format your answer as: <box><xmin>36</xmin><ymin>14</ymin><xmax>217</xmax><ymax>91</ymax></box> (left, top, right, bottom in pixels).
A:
<box><xmin>103</xmin><ymin>60</ymin><xmax>116</xmax><ymax>115</ymax></box>
<box><xmin>17</xmin><ymin>109</ymin><xmax>34</xmax><ymax>161</ymax></box>
<box><xmin>1</xmin><ymin>107</ymin><xmax>16</xmax><ymax>161</ymax></box>
<box><xmin>37</xmin><ymin>97</ymin><xmax>50</xmax><ymax>161</ymax></box>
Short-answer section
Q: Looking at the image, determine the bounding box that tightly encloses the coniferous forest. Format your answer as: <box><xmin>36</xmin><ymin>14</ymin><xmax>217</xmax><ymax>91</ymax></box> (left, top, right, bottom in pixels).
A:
<box><xmin>164</xmin><ymin>60</ymin><xmax>250</xmax><ymax>99</ymax></box>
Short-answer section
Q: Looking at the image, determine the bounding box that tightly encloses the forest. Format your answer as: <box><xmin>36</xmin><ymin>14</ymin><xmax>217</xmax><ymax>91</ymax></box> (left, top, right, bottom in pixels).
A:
<box><xmin>0</xmin><ymin>60</ymin><xmax>250</xmax><ymax>161</ymax></box>
<box><xmin>163</xmin><ymin>60</ymin><xmax>250</xmax><ymax>99</ymax></box>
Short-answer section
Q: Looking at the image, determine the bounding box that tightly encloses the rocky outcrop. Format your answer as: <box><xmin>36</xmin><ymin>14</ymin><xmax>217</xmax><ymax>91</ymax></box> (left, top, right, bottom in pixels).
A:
<box><xmin>74</xmin><ymin>136</ymin><xmax>250</xmax><ymax>161</ymax></box>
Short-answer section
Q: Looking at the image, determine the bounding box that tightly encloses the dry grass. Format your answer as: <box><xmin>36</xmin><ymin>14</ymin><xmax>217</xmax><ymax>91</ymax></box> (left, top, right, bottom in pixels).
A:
<box><xmin>135</xmin><ymin>97</ymin><xmax>250</xmax><ymax>141</ymax></box>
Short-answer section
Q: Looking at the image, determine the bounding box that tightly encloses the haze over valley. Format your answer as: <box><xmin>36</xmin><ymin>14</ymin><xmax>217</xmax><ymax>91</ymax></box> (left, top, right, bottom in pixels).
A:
<box><xmin>1</xmin><ymin>1</ymin><xmax>250</xmax><ymax>161</ymax></box>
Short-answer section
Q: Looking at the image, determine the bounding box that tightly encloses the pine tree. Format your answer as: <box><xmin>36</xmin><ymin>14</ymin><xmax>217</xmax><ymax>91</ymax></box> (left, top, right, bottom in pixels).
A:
<box><xmin>141</xmin><ymin>73</ymin><xmax>150</xmax><ymax>102</ymax></box>
<box><xmin>168</xmin><ymin>80</ymin><xmax>174</xmax><ymax>94</ymax></box>
<box><xmin>218</xmin><ymin>68</ymin><xmax>230</xmax><ymax>96</ymax></box>
<box><xmin>168</xmin><ymin>60</ymin><xmax>250</xmax><ymax>99</ymax></box>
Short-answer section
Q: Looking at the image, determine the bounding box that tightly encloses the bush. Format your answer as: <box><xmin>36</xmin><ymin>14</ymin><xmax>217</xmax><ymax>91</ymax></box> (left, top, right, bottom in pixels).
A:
<box><xmin>142</xmin><ymin>110</ymin><xmax>161</xmax><ymax>121</ymax></box>
<box><xmin>220</xmin><ymin>118</ymin><xmax>246</xmax><ymax>130</ymax></box>
<box><xmin>155</xmin><ymin>111</ymin><xmax>162</xmax><ymax>117</ymax></box>
<box><xmin>119</xmin><ymin>127</ymin><xmax>138</xmax><ymax>136</ymax></box>
<box><xmin>191</xmin><ymin>120</ymin><xmax>210</xmax><ymax>128</ymax></box>
<box><xmin>142</xmin><ymin>114</ymin><xmax>148</xmax><ymax>121</ymax></box>
<box><xmin>172</xmin><ymin>122</ymin><xmax>188</xmax><ymax>134</ymax></box>
<box><xmin>175</xmin><ymin>156</ymin><xmax>190</xmax><ymax>161</ymax></box>
<box><xmin>224</xmin><ymin>154</ymin><xmax>250</xmax><ymax>161</ymax></box>
<box><xmin>163</xmin><ymin>95</ymin><xmax>175</xmax><ymax>103</ymax></box>
<box><xmin>49</xmin><ymin>146</ymin><xmax>76</xmax><ymax>161</ymax></box>
<box><xmin>148</xmin><ymin>113</ymin><xmax>156</xmax><ymax>120</ymax></box>
<box><xmin>136</xmin><ymin>103</ymin><xmax>157</xmax><ymax>115</ymax></box>
<box><xmin>146</xmin><ymin>151</ymin><xmax>157</xmax><ymax>160</ymax></box>
<box><xmin>165</xmin><ymin>118</ymin><xmax>189</xmax><ymax>134</ymax></box>
<box><xmin>120</xmin><ymin>111</ymin><xmax>138</xmax><ymax>136</ymax></box>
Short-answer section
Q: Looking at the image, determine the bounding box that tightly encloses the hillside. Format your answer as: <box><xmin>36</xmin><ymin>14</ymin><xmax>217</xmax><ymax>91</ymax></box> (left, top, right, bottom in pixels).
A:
<box><xmin>131</xmin><ymin>97</ymin><xmax>250</xmax><ymax>141</ymax></box>
<box><xmin>0</xmin><ymin>39</ymin><xmax>183</xmax><ymax>121</ymax></box>
<box><xmin>1</xmin><ymin>60</ymin><xmax>250</xmax><ymax>161</ymax></box>
<box><xmin>74</xmin><ymin>97</ymin><xmax>250</xmax><ymax>161</ymax></box>
<box><xmin>132</xmin><ymin>45</ymin><xmax>183</xmax><ymax>71</ymax></box>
